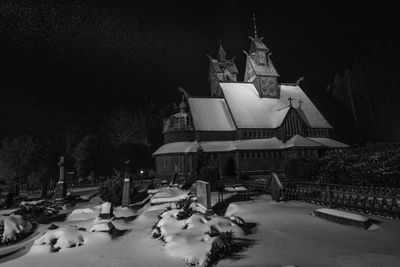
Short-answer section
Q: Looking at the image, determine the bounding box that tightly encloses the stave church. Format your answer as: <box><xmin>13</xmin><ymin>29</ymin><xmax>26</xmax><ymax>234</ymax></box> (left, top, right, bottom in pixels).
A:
<box><xmin>153</xmin><ymin>18</ymin><xmax>348</xmax><ymax>180</ymax></box>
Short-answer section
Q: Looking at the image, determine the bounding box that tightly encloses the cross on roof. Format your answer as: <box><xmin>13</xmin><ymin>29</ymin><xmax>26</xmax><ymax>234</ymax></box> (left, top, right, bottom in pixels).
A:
<box><xmin>298</xmin><ymin>99</ymin><xmax>304</xmax><ymax>108</ymax></box>
<box><xmin>288</xmin><ymin>97</ymin><xmax>293</xmax><ymax>107</ymax></box>
<box><xmin>253</xmin><ymin>13</ymin><xmax>258</xmax><ymax>39</ymax></box>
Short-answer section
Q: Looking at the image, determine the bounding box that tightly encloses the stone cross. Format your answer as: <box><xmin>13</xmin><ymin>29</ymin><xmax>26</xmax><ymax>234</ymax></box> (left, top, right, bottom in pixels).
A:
<box><xmin>288</xmin><ymin>97</ymin><xmax>293</xmax><ymax>107</ymax></box>
<box><xmin>298</xmin><ymin>99</ymin><xmax>304</xmax><ymax>108</ymax></box>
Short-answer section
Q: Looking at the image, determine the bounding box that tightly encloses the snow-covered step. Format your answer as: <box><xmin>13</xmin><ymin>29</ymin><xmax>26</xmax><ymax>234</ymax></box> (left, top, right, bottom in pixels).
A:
<box><xmin>313</xmin><ymin>208</ymin><xmax>373</xmax><ymax>229</ymax></box>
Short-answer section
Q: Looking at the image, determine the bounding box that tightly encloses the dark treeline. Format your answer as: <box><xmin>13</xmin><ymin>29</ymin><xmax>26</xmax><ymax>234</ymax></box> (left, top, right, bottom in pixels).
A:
<box><xmin>324</xmin><ymin>38</ymin><xmax>400</xmax><ymax>144</ymax></box>
<box><xmin>0</xmin><ymin>103</ymin><xmax>176</xmax><ymax>193</ymax></box>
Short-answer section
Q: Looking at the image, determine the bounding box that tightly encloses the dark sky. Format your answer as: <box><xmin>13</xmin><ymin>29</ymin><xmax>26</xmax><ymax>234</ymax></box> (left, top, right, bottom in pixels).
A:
<box><xmin>0</xmin><ymin>0</ymin><xmax>399</xmax><ymax>139</ymax></box>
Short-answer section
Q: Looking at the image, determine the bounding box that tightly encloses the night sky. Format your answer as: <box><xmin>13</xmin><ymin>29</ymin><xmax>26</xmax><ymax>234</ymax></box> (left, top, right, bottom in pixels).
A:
<box><xmin>0</xmin><ymin>0</ymin><xmax>399</xmax><ymax>140</ymax></box>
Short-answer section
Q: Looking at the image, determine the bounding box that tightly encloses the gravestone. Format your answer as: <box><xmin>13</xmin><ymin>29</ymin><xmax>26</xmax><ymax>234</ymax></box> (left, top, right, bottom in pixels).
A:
<box><xmin>269</xmin><ymin>172</ymin><xmax>283</xmax><ymax>201</ymax></box>
<box><xmin>53</xmin><ymin>156</ymin><xmax>67</xmax><ymax>202</ymax></box>
<box><xmin>99</xmin><ymin>202</ymin><xmax>113</xmax><ymax>219</ymax></box>
<box><xmin>196</xmin><ymin>180</ymin><xmax>211</xmax><ymax>210</ymax></box>
<box><xmin>122</xmin><ymin>177</ymin><xmax>130</xmax><ymax>208</ymax></box>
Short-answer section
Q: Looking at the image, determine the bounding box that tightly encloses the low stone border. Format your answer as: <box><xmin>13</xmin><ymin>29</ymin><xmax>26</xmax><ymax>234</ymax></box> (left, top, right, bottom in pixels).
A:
<box><xmin>313</xmin><ymin>208</ymin><xmax>373</xmax><ymax>229</ymax></box>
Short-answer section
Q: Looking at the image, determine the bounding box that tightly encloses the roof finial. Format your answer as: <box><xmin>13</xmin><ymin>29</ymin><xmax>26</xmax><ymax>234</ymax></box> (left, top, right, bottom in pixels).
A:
<box><xmin>253</xmin><ymin>13</ymin><xmax>258</xmax><ymax>39</ymax></box>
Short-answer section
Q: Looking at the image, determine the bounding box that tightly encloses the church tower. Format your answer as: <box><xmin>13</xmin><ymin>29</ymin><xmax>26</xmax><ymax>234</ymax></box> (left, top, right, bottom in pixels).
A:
<box><xmin>208</xmin><ymin>40</ymin><xmax>238</xmax><ymax>97</ymax></box>
<box><xmin>244</xmin><ymin>14</ymin><xmax>280</xmax><ymax>98</ymax></box>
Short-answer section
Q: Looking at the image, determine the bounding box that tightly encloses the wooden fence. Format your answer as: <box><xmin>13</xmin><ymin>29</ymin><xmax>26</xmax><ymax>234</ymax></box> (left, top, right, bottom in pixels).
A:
<box><xmin>284</xmin><ymin>181</ymin><xmax>400</xmax><ymax>219</ymax></box>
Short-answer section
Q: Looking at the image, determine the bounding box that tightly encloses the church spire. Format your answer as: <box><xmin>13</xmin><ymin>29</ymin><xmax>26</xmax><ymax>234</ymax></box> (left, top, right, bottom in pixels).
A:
<box><xmin>253</xmin><ymin>13</ymin><xmax>258</xmax><ymax>39</ymax></box>
<box><xmin>217</xmin><ymin>39</ymin><xmax>227</xmax><ymax>61</ymax></box>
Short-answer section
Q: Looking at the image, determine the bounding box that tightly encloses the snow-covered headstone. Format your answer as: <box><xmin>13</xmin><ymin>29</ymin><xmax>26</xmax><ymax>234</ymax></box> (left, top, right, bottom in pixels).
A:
<box><xmin>122</xmin><ymin>177</ymin><xmax>130</xmax><ymax>208</ymax></box>
<box><xmin>196</xmin><ymin>180</ymin><xmax>211</xmax><ymax>210</ymax></box>
<box><xmin>99</xmin><ymin>202</ymin><xmax>113</xmax><ymax>219</ymax></box>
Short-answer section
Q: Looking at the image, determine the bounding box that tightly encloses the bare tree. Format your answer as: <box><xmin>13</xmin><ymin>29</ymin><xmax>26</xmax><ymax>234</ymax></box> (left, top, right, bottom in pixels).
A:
<box><xmin>102</xmin><ymin>108</ymin><xmax>148</xmax><ymax>146</ymax></box>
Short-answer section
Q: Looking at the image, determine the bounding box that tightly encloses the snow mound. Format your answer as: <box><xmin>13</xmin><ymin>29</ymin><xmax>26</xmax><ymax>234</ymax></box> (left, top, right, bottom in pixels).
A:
<box><xmin>224</xmin><ymin>203</ymin><xmax>241</xmax><ymax>216</ymax></box>
<box><xmin>150</xmin><ymin>187</ymin><xmax>188</xmax><ymax>204</ymax></box>
<box><xmin>35</xmin><ymin>228</ymin><xmax>85</xmax><ymax>251</ymax></box>
<box><xmin>1</xmin><ymin>215</ymin><xmax>33</xmax><ymax>242</ymax></box>
<box><xmin>70</xmin><ymin>208</ymin><xmax>94</xmax><ymax>216</ymax></box>
<box><xmin>19</xmin><ymin>200</ymin><xmax>46</xmax><ymax>207</ymax></box>
<box><xmin>90</xmin><ymin>222</ymin><xmax>115</xmax><ymax>232</ymax></box>
<box><xmin>67</xmin><ymin>208</ymin><xmax>97</xmax><ymax>221</ymax></box>
<box><xmin>153</xmin><ymin>209</ymin><xmax>246</xmax><ymax>266</ymax></box>
<box><xmin>113</xmin><ymin>206</ymin><xmax>136</xmax><ymax>218</ymax></box>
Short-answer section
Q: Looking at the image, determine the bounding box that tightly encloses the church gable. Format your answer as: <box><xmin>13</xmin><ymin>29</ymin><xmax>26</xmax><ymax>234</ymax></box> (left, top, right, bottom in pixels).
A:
<box><xmin>279</xmin><ymin>107</ymin><xmax>308</xmax><ymax>140</ymax></box>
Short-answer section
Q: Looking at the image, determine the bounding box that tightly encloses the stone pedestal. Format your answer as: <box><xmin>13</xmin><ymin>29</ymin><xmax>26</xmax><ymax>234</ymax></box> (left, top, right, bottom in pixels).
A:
<box><xmin>122</xmin><ymin>177</ymin><xmax>130</xmax><ymax>207</ymax></box>
<box><xmin>53</xmin><ymin>156</ymin><xmax>67</xmax><ymax>202</ymax></box>
<box><xmin>53</xmin><ymin>180</ymin><xmax>67</xmax><ymax>202</ymax></box>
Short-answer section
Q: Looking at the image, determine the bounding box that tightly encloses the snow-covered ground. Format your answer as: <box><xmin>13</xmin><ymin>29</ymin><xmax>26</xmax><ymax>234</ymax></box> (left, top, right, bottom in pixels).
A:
<box><xmin>2</xmin><ymin>192</ymin><xmax>400</xmax><ymax>267</ymax></box>
<box><xmin>149</xmin><ymin>187</ymin><xmax>188</xmax><ymax>204</ymax></box>
<box><xmin>218</xmin><ymin>195</ymin><xmax>400</xmax><ymax>267</ymax></box>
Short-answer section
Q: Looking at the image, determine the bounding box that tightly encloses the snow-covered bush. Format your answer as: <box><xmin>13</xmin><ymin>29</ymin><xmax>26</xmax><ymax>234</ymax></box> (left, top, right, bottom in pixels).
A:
<box><xmin>151</xmin><ymin>197</ymin><xmax>253</xmax><ymax>266</ymax></box>
<box><xmin>34</xmin><ymin>228</ymin><xmax>85</xmax><ymax>252</ymax></box>
<box><xmin>14</xmin><ymin>200</ymin><xmax>60</xmax><ymax>224</ymax></box>
<box><xmin>285</xmin><ymin>143</ymin><xmax>400</xmax><ymax>187</ymax></box>
<box><xmin>0</xmin><ymin>215</ymin><xmax>35</xmax><ymax>246</ymax></box>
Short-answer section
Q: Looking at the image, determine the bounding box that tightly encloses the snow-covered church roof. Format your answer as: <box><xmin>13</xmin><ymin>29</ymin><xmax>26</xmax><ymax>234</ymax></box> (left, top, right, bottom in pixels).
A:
<box><xmin>188</xmin><ymin>98</ymin><xmax>236</xmax><ymax>131</ymax></box>
<box><xmin>219</xmin><ymin>82</ymin><xmax>332</xmax><ymax>129</ymax></box>
<box><xmin>153</xmin><ymin>135</ymin><xmax>345</xmax><ymax>156</ymax></box>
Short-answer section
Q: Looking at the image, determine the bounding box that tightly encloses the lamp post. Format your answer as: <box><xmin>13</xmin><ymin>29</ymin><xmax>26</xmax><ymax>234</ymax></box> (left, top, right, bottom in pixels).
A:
<box><xmin>140</xmin><ymin>170</ymin><xmax>144</xmax><ymax>181</ymax></box>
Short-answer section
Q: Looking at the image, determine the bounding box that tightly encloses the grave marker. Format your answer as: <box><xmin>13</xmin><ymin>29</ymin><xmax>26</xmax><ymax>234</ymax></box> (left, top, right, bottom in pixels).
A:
<box><xmin>196</xmin><ymin>180</ymin><xmax>211</xmax><ymax>210</ymax></box>
<box><xmin>122</xmin><ymin>177</ymin><xmax>130</xmax><ymax>207</ymax></box>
